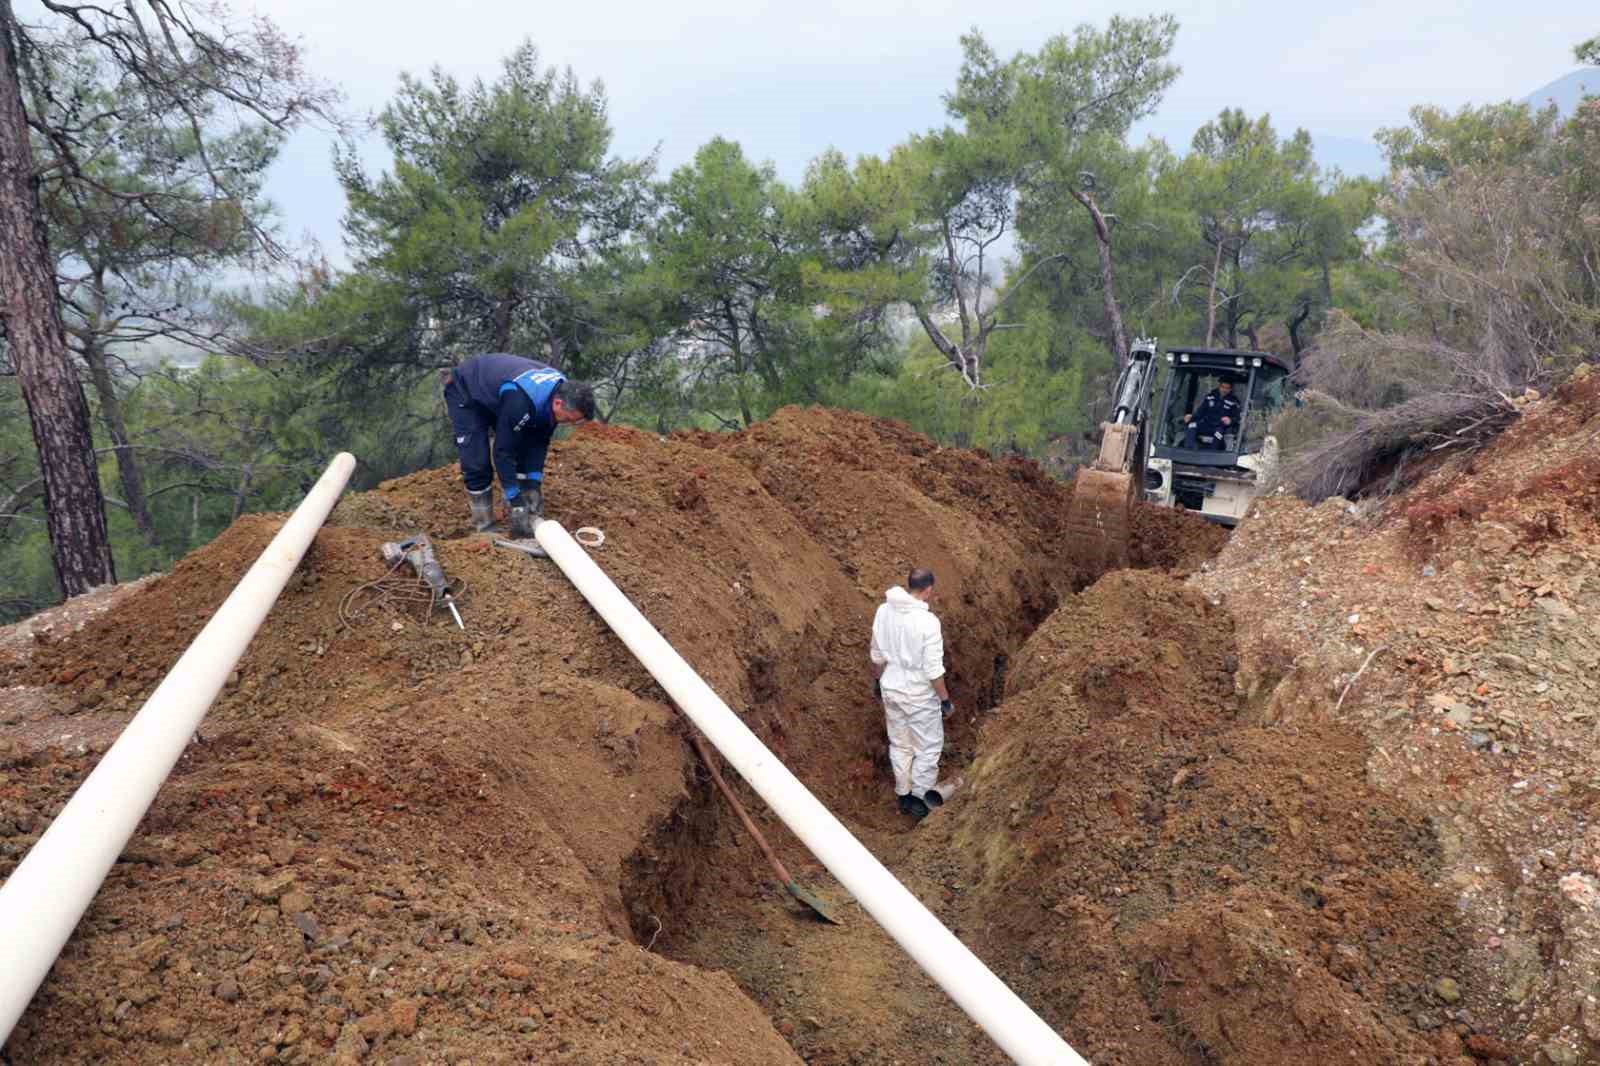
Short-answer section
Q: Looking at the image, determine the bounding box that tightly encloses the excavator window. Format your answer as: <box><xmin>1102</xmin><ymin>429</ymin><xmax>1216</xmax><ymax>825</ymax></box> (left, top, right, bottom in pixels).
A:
<box><xmin>1241</xmin><ymin>371</ymin><xmax>1286</xmax><ymax>452</ymax></box>
<box><xmin>1159</xmin><ymin>368</ymin><xmax>1244</xmax><ymax>450</ymax></box>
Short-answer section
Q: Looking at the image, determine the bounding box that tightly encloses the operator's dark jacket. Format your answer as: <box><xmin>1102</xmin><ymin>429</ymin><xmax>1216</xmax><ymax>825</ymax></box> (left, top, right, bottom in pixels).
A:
<box><xmin>444</xmin><ymin>354</ymin><xmax>566</xmax><ymax>503</ymax></box>
<box><xmin>1192</xmin><ymin>388</ymin><xmax>1243</xmax><ymax>440</ymax></box>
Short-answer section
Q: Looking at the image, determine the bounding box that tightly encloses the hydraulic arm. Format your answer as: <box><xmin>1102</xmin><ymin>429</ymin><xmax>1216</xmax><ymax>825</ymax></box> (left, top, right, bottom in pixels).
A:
<box><xmin>1064</xmin><ymin>339</ymin><xmax>1159</xmax><ymax>576</ymax></box>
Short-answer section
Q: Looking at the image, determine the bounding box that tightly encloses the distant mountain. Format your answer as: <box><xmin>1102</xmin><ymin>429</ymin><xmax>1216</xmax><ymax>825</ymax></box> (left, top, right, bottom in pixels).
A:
<box><xmin>1317</xmin><ymin>69</ymin><xmax>1598</xmax><ymax>182</ymax></box>
<box><xmin>1524</xmin><ymin>70</ymin><xmax>1596</xmax><ymax>116</ymax></box>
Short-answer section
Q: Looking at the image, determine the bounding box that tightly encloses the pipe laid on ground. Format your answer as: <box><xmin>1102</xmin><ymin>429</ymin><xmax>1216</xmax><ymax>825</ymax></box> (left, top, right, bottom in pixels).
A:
<box><xmin>0</xmin><ymin>453</ymin><xmax>357</xmax><ymax>1046</ymax></box>
<box><xmin>534</xmin><ymin>519</ymin><xmax>1090</xmax><ymax>1066</ymax></box>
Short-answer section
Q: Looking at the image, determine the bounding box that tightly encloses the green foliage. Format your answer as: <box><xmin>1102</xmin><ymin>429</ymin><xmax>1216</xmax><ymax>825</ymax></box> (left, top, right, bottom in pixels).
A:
<box><xmin>829</xmin><ymin>308</ymin><xmax>1099</xmax><ymax>461</ymax></box>
<box><xmin>646</xmin><ymin>139</ymin><xmax>815</xmax><ymax>425</ymax></box>
<box><xmin>795</xmin><ymin>19</ymin><xmax>1180</xmax><ymax>389</ymax></box>
<box><xmin>1576</xmin><ymin>34</ymin><xmax>1599</xmax><ymax>67</ymax></box>
<box><xmin>17</xmin><ymin>20</ymin><xmax>1555</xmax><ymax>622</ymax></box>
<box><xmin>1285</xmin><ymin>97</ymin><xmax>1600</xmax><ymax>498</ymax></box>
<box><xmin>0</xmin><ymin>356</ymin><xmax>446</xmax><ymax>624</ymax></box>
<box><xmin>1376</xmin><ymin>101</ymin><xmax>1562</xmax><ymax>185</ymax></box>
<box><xmin>1152</xmin><ymin>111</ymin><xmax>1377</xmax><ymax>352</ymax></box>
<box><xmin>330</xmin><ymin>40</ymin><xmax>652</xmax><ymax>378</ymax></box>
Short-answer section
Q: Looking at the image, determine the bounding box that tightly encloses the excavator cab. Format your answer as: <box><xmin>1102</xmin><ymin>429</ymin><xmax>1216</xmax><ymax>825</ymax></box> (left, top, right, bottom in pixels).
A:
<box><xmin>1145</xmin><ymin>348</ymin><xmax>1291</xmax><ymax>525</ymax></box>
<box><xmin>1067</xmin><ymin>341</ymin><xmax>1291</xmax><ymax>580</ymax></box>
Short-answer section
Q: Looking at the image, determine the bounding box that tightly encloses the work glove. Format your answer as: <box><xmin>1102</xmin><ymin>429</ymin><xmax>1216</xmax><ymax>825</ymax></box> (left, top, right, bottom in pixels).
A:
<box><xmin>509</xmin><ymin>503</ymin><xmax>536</xmax><ymax>539</ymax></box>
<box><xmin>517</xmin><ymin>479</ymin><xmax>545</xmax><ymax>518</ymax></box>
<box><xmin>940</xmin><ymin>699</ymin><xmax>954</xmax><ymax>717</ymax></box>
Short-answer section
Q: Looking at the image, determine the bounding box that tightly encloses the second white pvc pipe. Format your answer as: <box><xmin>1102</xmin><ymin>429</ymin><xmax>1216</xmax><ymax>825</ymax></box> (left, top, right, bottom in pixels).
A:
<box><xmin>534</xmin><ymin>519</ymin><xmax>1089</xmax><ymax>1066</ymax></box>
<box><xmin>0</xmin><ymin>453</ymin><xmax>357</xmax><ymax>1047</ymax></box>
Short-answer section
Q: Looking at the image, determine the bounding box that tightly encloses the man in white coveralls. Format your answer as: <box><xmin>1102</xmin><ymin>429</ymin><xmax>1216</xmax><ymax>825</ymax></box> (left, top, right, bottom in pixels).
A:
<box><xmin>869</xmin><ymin>567</ymin><xmax>953</xmax><ymax>822</ymax></box>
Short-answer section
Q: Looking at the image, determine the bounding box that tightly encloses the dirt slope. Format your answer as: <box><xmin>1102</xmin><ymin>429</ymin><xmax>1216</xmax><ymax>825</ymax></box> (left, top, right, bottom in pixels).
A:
<box><xmin>1187</xmin><ymin>364</ymin><xmax>1600</xmax><ymax>1066</ymax></box>
<box><xmin>907</xmin><ymin>571</ymin><xmax>1465</xmax><ymax>1065</ymax></box>
<box><xmin>0</xmin><ymin>407</ymin><xmax>1221</xmax><ymax>1065</ymax></box>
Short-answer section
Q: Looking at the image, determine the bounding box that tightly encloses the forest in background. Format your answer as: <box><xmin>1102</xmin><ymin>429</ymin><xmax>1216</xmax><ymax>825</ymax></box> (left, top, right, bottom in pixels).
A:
<box><xmin>1</xmin><ymin>4</ymin><xmax>1596</xmax><ymax>620</ymax></box>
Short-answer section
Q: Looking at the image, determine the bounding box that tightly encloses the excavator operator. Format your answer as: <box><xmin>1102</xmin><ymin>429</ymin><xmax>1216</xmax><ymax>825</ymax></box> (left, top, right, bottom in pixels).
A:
<box><xmin>1181</xmin><ymin>375</ymin><xmax>1243</xmax><ymax>450</ymax></box>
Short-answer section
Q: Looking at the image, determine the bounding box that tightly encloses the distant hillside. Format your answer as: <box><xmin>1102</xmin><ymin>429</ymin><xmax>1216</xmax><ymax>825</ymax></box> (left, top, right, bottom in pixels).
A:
<box><xmin>1524</xmin><ymin>69</ymin><xmax>1596</xmax><ymax>116</ymax></box>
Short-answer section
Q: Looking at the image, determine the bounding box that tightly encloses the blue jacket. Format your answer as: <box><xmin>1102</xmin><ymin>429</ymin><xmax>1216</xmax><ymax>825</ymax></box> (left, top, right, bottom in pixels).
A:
<box><xmin>1192</xmin><ymin>388</ymin><xmax>1242</xmax><ymax>438</ymax></box>
<box><xmin>453</xmin><ymin>354</ymin><xmax>566</xmax><ymax>502</ymax></box>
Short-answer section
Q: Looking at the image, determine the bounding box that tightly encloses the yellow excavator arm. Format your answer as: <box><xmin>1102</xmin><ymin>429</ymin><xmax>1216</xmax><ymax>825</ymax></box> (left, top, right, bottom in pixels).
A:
<box><xmin>1065</xmin><ymin>340</ymin><xmax>1160</xmax><ymax>578</ymax></box>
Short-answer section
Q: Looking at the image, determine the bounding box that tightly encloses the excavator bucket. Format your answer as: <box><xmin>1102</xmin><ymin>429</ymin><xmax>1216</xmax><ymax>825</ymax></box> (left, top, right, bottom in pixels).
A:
<box><xmin>1065</xmin><ymin>467</ymin><xmax>1134</xmax><ymax>578</ymax></box>
<box><xmin>1065</xmin><ymin>418</ymin><xmax>1142</xmax><ymax>580</ymax></box>
<box><xmin>1067</xmin><ymin>340</ymin><xmax>1160</xmax><ymax>582</ymax></box>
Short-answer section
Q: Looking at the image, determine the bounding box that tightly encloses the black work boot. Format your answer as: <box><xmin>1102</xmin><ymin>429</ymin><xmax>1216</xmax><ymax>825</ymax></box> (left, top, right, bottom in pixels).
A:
<box><xmin>897</xmin><ymin>793</ymin><xmax>914</xmax><ymax>816</ymax></box>
<box><xmin>906</xmin><ymin>795</ymin><xmax>930</xmax><ymax>821</ymax></box>
<box><xmin>466</xmin><ymin>488</ymin><xmax>495</xmax><ymax>532</ymax></box>
<box><xmin>923</xmin><ymin>789</ymin><xmax>944</xmax><ymax>809</ymax></box>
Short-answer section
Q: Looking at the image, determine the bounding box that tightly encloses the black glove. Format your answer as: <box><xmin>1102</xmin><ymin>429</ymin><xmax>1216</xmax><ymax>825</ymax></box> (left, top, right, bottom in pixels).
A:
<box><xmin>509</xmin><ymin>503</ymin><xmax>536</xmax><ymax>539</ymax></box>
<box><xmin>940</xmin><ymin>699</ymin><xmax>953</xmax><ymax>717</ymax></box>
<box><xmin>517</xmin><ymin>479</ymin><xmax>544</xmax><ymax>518</ymax></box>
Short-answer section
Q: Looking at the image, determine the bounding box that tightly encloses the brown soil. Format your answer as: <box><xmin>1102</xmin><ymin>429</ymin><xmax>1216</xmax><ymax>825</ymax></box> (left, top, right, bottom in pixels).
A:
<box><xmin>908</xmin><ymin>571</ymin><xmax>1465</xmax><ymax>1065</ymax></box>
<box><xmin>1191</xmin><ymin>362</ymin><xmax>1600</xmax><ymax>1066</ymax></box>
<box><xmin>0</xmin><ymin>408</ymin><xmax>1224</xmax><ymax>1066</ymax></box>
<box><xmin>9</xmin><ymin>389</ymin><xmax>1571</xmax><ymax>1066</ymax></box>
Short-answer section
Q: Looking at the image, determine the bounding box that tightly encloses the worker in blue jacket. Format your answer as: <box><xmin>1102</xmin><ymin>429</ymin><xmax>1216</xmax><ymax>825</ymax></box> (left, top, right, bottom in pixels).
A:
<box><xmin>443</xmin><ymin>354</ymin><xmax>596</xmax><ymax>537</ymax></box>
<box><xmin>1181</xmin><ymin>376</ymin><xmax>1243</xmax><ymax>450</ymax></box>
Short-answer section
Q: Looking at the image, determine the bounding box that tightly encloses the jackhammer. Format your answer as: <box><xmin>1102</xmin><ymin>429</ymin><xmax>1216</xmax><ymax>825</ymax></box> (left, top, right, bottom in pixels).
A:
<box><xmin>379</xmin><ymin>533</ymin><xmax>465</xmax><ymax>629</ymax></box>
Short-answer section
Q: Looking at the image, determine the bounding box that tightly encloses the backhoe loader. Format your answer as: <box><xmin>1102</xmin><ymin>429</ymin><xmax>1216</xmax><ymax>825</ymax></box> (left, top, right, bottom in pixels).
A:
<box><xmin>1067</xmin><ymin>340</ymin><xmax>1292</xmax><ymax>572</ymax></box>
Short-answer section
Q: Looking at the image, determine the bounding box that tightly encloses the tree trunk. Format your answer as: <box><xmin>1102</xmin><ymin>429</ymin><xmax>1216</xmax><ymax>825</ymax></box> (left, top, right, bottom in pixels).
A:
<box><xmin>0</xmin><ymin>5</ymin><xmax>116</xmax><ymax>597</ymax></box>
<box><xmin>1071</xmin><ymin>187</ymin><xmax>1129</xmax><ymax>371</ymax></box>
<box><xmin>1203</xmin><ymin>236</ymin><xmax>1225</xmax><ymax>348</ymax></box>
<box><xmin>230</xmin><ymin>462</ymin><xmax>254</xmax><ymax>523</ymax></box>
<box><xmin>491</xmin><ymin>297</ymin><xmax>514</xmax><ymax>351</ymax></box>
<box><xmin>910</xmin><ymin>301</ymin><xmax>975</xmax><ymax>386</ymax></box>
<box><xmin>730</xmin><ymin>345</ymin><xmax>754</xmax><ymax>428</ymax></box>
<box><xmin>1287</xmin><ymin>301</ymin><xmax>1312</xmax><ymax>357</ymax></box>
<box><xmin>1225</xmin><ymin>244</ymin><xmax>1244</xmax><ymax>348</ymax></box>
<box><xmin>82</xmin><ymin>334</ymin><xmax>160</xmax><ymax>547</ymax></box>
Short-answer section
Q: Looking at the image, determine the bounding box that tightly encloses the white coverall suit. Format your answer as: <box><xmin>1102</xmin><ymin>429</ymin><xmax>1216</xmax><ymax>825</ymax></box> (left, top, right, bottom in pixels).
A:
<box><xmin>869</xmin><ymin>586</ymin><xmax>946</xmax><ymax>798</ymax></box>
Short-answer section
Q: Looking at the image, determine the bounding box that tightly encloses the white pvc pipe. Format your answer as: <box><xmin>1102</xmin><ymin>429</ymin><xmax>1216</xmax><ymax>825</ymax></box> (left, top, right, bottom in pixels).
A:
<box><xmin>534</xmin><ymin>519</ymin><xmax>1090</xmax><ymax>1066</ymax></box>
<box><xmin>0</xmin><ymin>453</ymin><xmax>357</xmax><ymax>1046</ymax></box>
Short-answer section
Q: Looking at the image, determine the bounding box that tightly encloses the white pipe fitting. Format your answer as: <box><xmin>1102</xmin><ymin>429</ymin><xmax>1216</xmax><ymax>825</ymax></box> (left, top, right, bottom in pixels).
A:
<box><xmin>532</xmin><ymin>519</ymin><xmax>1089</xmax><ymax>1066</ymax></box>
<box><xmin>0</xmin><ymin>453</ymin><xmax>357</xmax><ymax>1046</ymax></box>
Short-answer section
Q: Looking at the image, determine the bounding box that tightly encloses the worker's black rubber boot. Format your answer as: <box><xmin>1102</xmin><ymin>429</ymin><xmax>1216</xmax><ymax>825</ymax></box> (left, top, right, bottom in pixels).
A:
<box><xmin>923</xmin><ymin>789</ymin><xmax>944</xmax><ymax>808</ymax></box>
<box><xmin>466</xmin><ymin>488</ymin><xmax>495</xmax><ymax>532</ymax></box>
<box><xmin>906</xmin><ymin>796</ymin><xmax>931</xmax><ymax>821</ymax></box>
<box><xmin>897</xmin><ymin>793</ymin><xmax>914</xmax><ymax>816</ymax></box>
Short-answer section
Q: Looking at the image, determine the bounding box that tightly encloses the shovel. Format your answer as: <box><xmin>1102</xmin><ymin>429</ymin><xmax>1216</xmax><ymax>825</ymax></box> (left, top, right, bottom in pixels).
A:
<box><xmin>687</xmin><ymin>732</ymin><xmax>841</xmax><ymax>925</ymax></box>
<box><xmin>493</xmin><ymin>537</ymin><xmax>549</xmax><ymax>560</ymax></box>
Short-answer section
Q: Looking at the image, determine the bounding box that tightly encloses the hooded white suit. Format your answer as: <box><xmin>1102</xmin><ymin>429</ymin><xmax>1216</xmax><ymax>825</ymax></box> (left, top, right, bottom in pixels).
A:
<box><xmin>869</xmin><ymin>586</ymin><xmax>946</xmax><ymax>797</ymax></box>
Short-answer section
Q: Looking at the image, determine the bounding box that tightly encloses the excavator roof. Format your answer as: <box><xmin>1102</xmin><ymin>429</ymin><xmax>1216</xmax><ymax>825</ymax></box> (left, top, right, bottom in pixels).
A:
<box><xmin>1164</xmin><ymin>346</ymin><xmax>1294</xmax><ymax>373</ymax></box>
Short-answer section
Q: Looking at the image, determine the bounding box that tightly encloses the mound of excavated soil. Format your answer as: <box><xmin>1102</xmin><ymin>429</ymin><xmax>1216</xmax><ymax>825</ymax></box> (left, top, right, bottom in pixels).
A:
<box><xmin>1187</xmin><ymin>364</ymin><xmax>1600</xmax><ymax>1066</ymax></box>
<box><xmin>0</xmin><ymin>407</ymin><xmax>1229</xmax><ymax>1065</ymax></box>
<box><xmin>908</xmin><ymin>570</ymin><xmax>1474</xmax><ymax>1066</ymax></box>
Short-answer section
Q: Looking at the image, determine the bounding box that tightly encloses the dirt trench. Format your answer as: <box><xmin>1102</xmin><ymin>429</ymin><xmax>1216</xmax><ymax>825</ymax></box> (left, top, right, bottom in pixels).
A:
<box><xmin>0</xmin><ymin>407</ymin><xmax>1291</xmax><ymax>1066</ymax></box>
<box><xmin>0</xmin><ymin>409</ymin><xmax>1086</xmax><ymax>1064</ymax></box>
<box><xmin>902</xmin><ymin>571</ymin><xmax>1485</xmax><ymax>1066</ymax></box>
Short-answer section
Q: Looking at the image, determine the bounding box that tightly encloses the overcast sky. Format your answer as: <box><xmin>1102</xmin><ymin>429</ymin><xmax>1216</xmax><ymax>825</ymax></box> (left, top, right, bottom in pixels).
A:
<box><xmin>243</xmin><ymin>0</ymin><xmax>1597</xmax><ymax>260</ymax></box>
